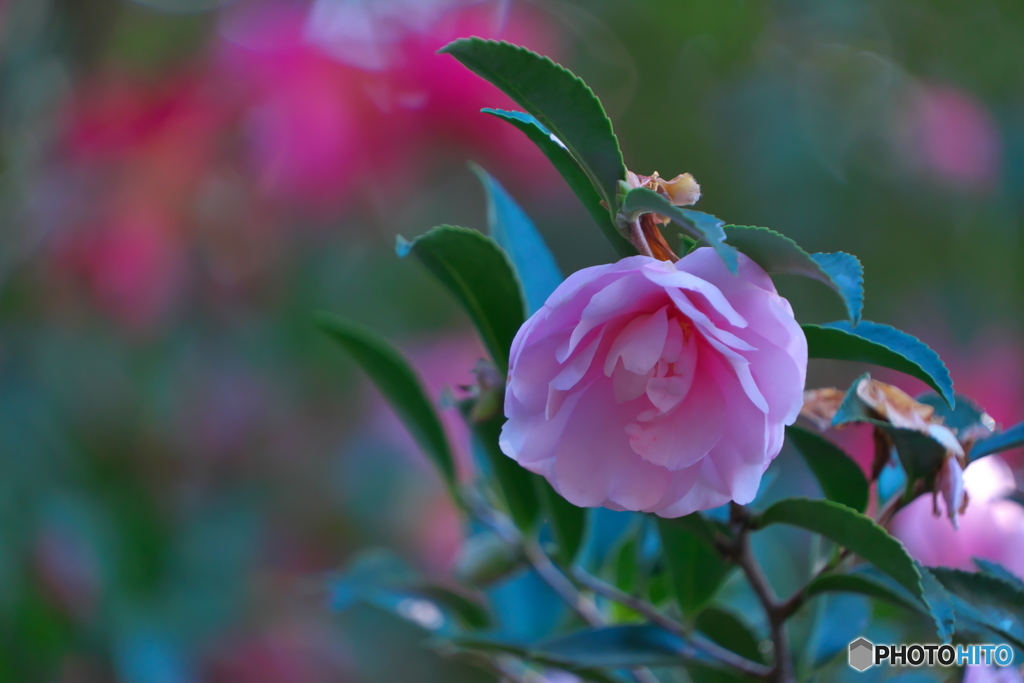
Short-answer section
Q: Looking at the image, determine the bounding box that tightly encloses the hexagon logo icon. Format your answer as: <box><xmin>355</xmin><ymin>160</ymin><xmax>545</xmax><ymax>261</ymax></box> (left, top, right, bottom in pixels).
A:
<box><xmin>848</xmin><ymin>637</ymin><xmax>874</xmax><ymax>672</ymax></box>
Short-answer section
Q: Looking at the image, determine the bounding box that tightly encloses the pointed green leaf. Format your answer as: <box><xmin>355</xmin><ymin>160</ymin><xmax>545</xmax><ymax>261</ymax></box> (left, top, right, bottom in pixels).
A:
<box><xmin>723</xmin><ymin>225</ymin><xmax>863</xmax><ymax>323</ymax></box>
<box><xmin>481</xmin><ymin>109</ymin><xmax>632</xmax><ymax>257</ymax></box>
<box><xmin>657</xmin><ymin>515</ymin><xmax>731</xmax><ymax>616</ymax></box>
<box><xmin>804</xmin><ymin>573</ymin><xmax>922</xmax><ymax>613</ymax></box>
<box><xmin>973</xmin><ymin>559</ymin><xmax>1024</xmax><ymax>593</ymax></box>
<box><xmin>621</xmin><ymin>188</ymin><xmax>738</xmax><ymax>272</ymax></box>
<box><xmin>930</xmin><ymin>567</ymin><xmax>1024</xmax><ymax>649</ymax></box>
<box><xmin>462</xmin><ymin>406</ymin><xmax>541</xmax><ymax>533</ymax></box>
<box><xmin>755</xmin><ymin>498</ymin><xmax>922</xmax><ymax>599</ymax></box>
<box><xmin>786</xmin><ymin>426</ymin><xmax>869</xmax><ymax>512</ymax></box>
<box><xmin>470</xmin><ymin>164</ymin><xmax>564</xmax><ymax>314</ymax></box>
<box><xmin>972</xmin><ymin>420</ymin><xmax>1024</xmax><ymax>459</ymax></box>
<box><xmin>802</xmin><ymin>321</ymin><xmax>954</xmax><ymax>407</ymax></box>
<box><xmin>810</xmin><ymin>252</ymin><xmax>865</xmax><ymax>325</ymax></box>
<box><xmin>802</xmin><ymin>566</ymin><xmax>956</xmax><ymax>643</ymax></box>
<box><xmin>918</xmin><ymin>392</ymin><xmax>991</xmax><ymax>435</ymax></box>
<box><xmin>440</xmin><ymin>39</ymin><xmax>626</xmax><ymax>212</ymax></box>
<box><xmin>533</xmin><ymin>624</ymin><xmax>689</xmax><ymax>668</ymax></box>
<box><xmin>453</xmin><ymin>531</ymin><xmax>525</xmax><ymax>587</ymax></box>
<box><xmin>316</xmin><ymin>314</ymin><xmax>456</xmax><ymax>488</ymax></box>
<box><xmin>919</xmin><ymin>564</ymin><xmax>958</xmax><ymax>643</ymax></box>
<box><xmin>694</xmin><ymin>607</ymin><xmax>766</xmax><ymax>665</ymax></box>
<box><xmin>538</xmin><ymin>480</ymin><xmax>587</xmax><ymax>566</ymax></box>
<box><xmin>441</xmin><ymin>635</ymin><xmax>623</xmax><ymax>683</ymax></box>
<box><xmin>397</xmin><ymin>225</ymin><xmax>524</xmax><ymax>372</ymax></box>
<box><xmin>401</xmin><ymin>583</ymin><xmax>493</xmax><ymax>630</ymax></box>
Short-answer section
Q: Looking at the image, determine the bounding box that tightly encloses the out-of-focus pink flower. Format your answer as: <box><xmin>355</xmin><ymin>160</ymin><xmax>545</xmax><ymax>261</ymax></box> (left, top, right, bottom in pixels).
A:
<box><xmin>399</xmin><ymin>492</ymin><xmax>464</xmax><ymax>575</ymax></box>
<box><xmin>203</xmin><ymin>620</ymin><xmax>351</xmax><ymax>683</ymax></box>
<box><xmin>964</xmin><ymin>665</ymin><xmax>1024</xmax><ymax>683</ymax></box>
<box><xmin>501</xmin><ymin>249</ymin><xmax>807</xmax><ymax>517</ymax></box>
<box><xmin>216</xmin><ymin>0</ymin><xmax>559</xmax><ymax>209</ymax></box>
<box><xmin>891</xmin><ymin>457</ymin><xmax>1024</xmax><ymax>576</ymax></box>
<box><xmin>51</xmin><ymin>215</ymin><xmax>186</xmax><ymax>332</ymax></box>
<box><xmin>941</xmin><ymin>333</ymin><xmax>1024</xmax><ymax>470</ymax></box>
<box><xmin>217</xmin><ymin>1</ymin><xmax>368</xmax><ymax>207</ymax></box>
<box><xmin>896</xmin><ymin>82</ymin><xmax>1001</xmax><ymax>192</ymax></box>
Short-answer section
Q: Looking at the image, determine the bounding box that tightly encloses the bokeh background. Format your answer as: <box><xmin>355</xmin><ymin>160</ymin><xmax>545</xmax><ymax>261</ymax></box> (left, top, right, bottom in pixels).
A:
<box><xmin>2</xmin><ymin>0</ymin><xmax>1023</xmax><ymax>680</ymax></box>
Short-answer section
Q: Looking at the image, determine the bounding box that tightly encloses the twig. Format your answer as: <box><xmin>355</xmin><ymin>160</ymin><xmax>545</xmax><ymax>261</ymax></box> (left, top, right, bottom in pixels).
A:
<box><xmin>464</xmin><ymin>493</ymin><xmax>659</xmax><ymax>683</ymax></box>
<box><xmin>524</xmin><ymin>540</ymin><xmax>604</xmax><ymax>626</ymax></box>
<box><xmin>731</xmin><ymin>504</ymin><xmax>794</xmax><ymax>683</ymax></box>
<box><xmin>571</xmin><ymin>567</ymin><xmax>772</xmax><ymax>680</ymax></box>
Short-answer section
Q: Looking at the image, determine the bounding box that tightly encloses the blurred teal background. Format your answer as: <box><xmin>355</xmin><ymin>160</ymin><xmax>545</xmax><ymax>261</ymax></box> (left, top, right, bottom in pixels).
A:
<box><xmin>1</xmin><ymin>0</ymin><xmax>1023</xmax><ymax>680</ymax></box>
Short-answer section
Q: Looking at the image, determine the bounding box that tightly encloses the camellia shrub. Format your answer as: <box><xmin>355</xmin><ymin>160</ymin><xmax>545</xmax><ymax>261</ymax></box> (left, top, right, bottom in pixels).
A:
<box><xmin>319</xmin><ymin>39</ymin><xmax>1024</xmax><ymax>682</ymax></box>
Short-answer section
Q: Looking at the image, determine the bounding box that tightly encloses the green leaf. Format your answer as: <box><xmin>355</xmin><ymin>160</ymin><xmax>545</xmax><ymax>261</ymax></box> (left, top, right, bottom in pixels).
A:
<box><xmin>656</xmin><ymin>515</ymin><xmax>731</xmax><ymax>616</ymax></box>
<box><xmin>930</xmin><ymin>567</ymin><xmax>1024</xmax><ymax>649</ymax></box>
<box><xmin>919</xmin><ymin>564</ymin><xmax>958</xmax><ymax>643</ymax></box>
<box><xmin>804</xmin><ymin>573</ymin><xmax>921</xmax><ymax>613</ymax></box>
<box><xmin>803</xmin><ymin>566</ymin><xmax>955</xmax><ymax>643</ymax></box>
<box><xmin>453</xmin><ymin>531</ymin><xmax>524</xmax><ymax>587</ymax></box>
<box><xmin>810</xmin><ymin>252</ymin><xmax>865</xmax><ymax>325</ymax></box>
<box><xmin>917</xmin><ymin>392</ymin><xmax>989</xmax><ymax>435</ymax></box>
<box><xmin>973</xmin><ymin>558</ymin><xmax>1024</xmax><ymax>593</ymax></box>
<box><xmin>723</xmin><ymin>226</ymin><xmax>863</xmax><ymax>324</ymax></box>
<box><xmin>440</xmin><ymin>39</ymin><xmax>626</xmax><ymax>212</ymax></box>
<box><xmin>481</xmin><ymin>109</ymin><xmax>632</xmax><ymax>258</ymax></box>
<box><xmin>755</xmin><ymin>498</ymin><xmax>922</xmax><ymax>599</ymax></box>
<box><xmin>329</xmin><ymin>551</ymin><xmax>493</xmax><ymax>631</ymax></box>
<box><xmin>316</xmin><ymin>315</ymin><xmax>456</xmax><ymax>487</ymax></box>
<box><xmin>440</xmin><ymin>636</ymin><xmax>626</xmax><ymax>683</ymax></box>
<box><xmin>694</xmin><ymin>607</ymin><xmax>766</xmax><ymax>664</ymax></box>
<box><xmin>442</xmin><ymin>634</ymin><xmax>531</xmax><ymax>659</ymax></box>
<box><xmin>470</xmin><ymin>163</ymin><xmax>564</xmax><ymax>314</ymax></box>
<box><xmin>972</xmin><ymin>420</ymin><xmax>1024</xmax><ymax>459</ymax></box>
<box><xmin>785</xmin><ymin>426</ymin><xmax>869</xmax><ymax>513</ymax></box>
<box><xmin>397</xmin><ymin>225</ymin><xmax>525</xmax><ymax>372</ymax></box>
<box><xmin>621</xmin><ymin>189</ymin><xmax>739</xmax><ymax>273</ymax></box>
<box><xmin>463</xmin><ymin>407</ymin><xmax>542</xmax><ymax>532</ymax></box>
<box><xmin>539</xmin><ymin>480</ymin><xmax>587</xmax><ymax>566</ymax></box>
<box><xmin>802</xmin><ymin>321</ymin><xmax>954</xmax><ymax>407</ymax></box>
<box><xmin>402</xmin><ymin>583</ymin><xmax>493</xmax><ymax>630</ymax></box>
<box><xmin>533</xmin><ymin>624</ymin><xmax>688</xmax><ymax>668</ymax></box>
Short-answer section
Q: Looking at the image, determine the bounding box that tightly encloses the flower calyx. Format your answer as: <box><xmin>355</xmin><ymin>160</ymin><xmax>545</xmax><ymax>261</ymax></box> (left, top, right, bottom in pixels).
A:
<box><xmin>616</xmin><ymin>170</ymin><xmax>701</xmax><ymax>262</ymax></box>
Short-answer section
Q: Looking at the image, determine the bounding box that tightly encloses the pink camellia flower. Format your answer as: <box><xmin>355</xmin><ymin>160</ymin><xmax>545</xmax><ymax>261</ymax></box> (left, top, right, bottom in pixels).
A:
<box><xmin>891</xmin><ymin>456</ymin><xmax>1024</xmax><ymax>576</ymax></box>
<box><xmin>500</xmin><ymin>248</ymin><xmax>807</xmax><ymax>517</ymax></box>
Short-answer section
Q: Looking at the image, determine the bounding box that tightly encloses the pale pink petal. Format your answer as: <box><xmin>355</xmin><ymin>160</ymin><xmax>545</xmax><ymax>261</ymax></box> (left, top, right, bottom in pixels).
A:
<box><xmin>603</xmin><ymin>306</ymin><xmax>669</xmax><ymax>376</ymax></box>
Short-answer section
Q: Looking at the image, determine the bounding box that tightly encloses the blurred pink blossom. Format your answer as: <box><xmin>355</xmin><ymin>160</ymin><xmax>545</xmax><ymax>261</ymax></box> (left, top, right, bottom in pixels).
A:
<box><xmin>964</xmin><ymin>665</ymin><xmax>1024</xmax><ymax>683</ymax></box>
<box><xmin>51</xmin><ymin>214</ymin><xmax>186</xmax><ymax>332</ymax></box>
<box><xmin>891</xmin><ymin>456</ymin><xmax>1024</xmax><ymax>576</ymax></box>
<box><xmin>896</xmin><ymin>82</ymin><xmax>1001</xmax><ymax>192</ymax></box>
<box><xmin>216</xmin><ymin>0</ymin><xmax>560</xmax><ymax>208</ymax></box>
<box><xmin>203</xmin><ymin>619</ymin><xmax>351</xmax><ymax>683</ymax></box>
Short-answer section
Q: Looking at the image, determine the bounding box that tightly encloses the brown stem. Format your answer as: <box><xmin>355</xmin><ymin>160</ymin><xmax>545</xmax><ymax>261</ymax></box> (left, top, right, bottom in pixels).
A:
<box><xmin>571</xmin><ymin>568</ymin><xmax>772</xmax><ymax>679</ymax></box>
<box><xmin>466</xmin><ymin>494</ymin><xmax>658</xmax><ymax>683</ymax></box>
<box><xmin>731</xmin><ymin>504</ymin><xmax>794</xmax><ymax>683</ymax></box>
